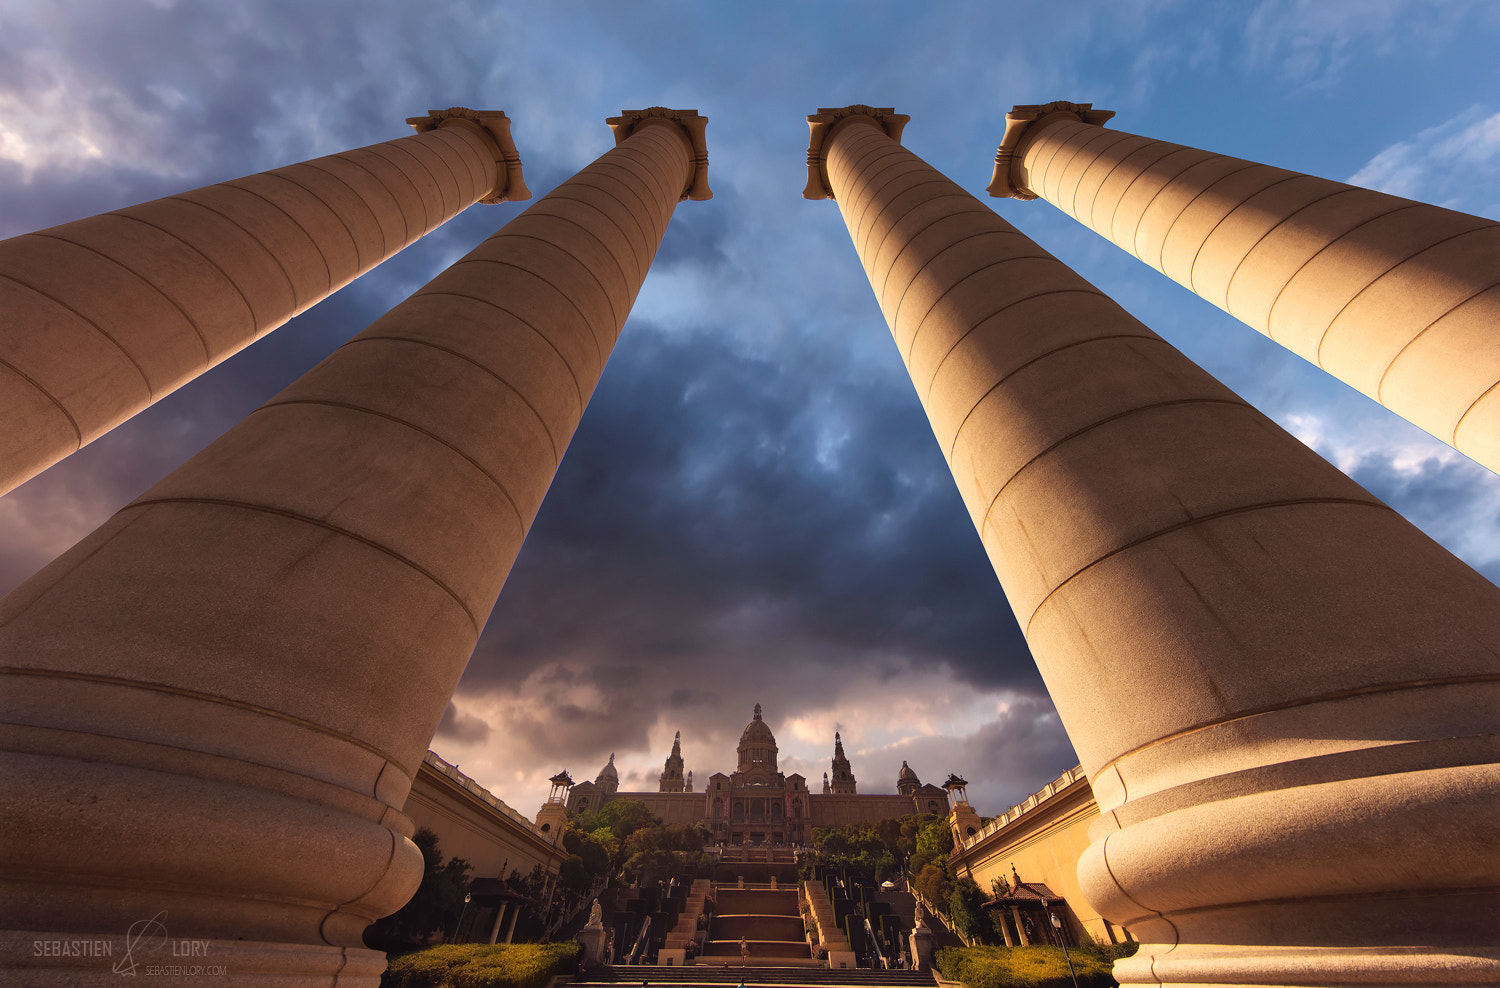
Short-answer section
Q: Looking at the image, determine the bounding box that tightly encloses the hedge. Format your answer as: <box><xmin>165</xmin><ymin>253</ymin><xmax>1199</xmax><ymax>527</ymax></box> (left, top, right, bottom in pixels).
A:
<box><xmin>383</xmin><ymin>942</ymin><xmax>582</xmax><ymax>988</ymax></box>
<box><xmin>934</xmin><ymin>944</ymin><xmax>1134</xmax><ymax>988</ymax></box>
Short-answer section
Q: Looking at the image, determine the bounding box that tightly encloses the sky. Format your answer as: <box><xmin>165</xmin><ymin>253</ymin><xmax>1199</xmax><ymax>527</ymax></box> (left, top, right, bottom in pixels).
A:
<box><xmin>2</xmin><ymin>0</ymin><xmax>1498</xmax><ymax>820</ymax></box>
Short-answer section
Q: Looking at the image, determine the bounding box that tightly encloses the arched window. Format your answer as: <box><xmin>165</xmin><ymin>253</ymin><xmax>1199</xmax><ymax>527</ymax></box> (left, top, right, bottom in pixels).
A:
<box><xmin>733</xmin><ymin>801</ymin><xmax>745</xmax><ymax>821</ymax></box>
<box><xmin>578</xmin><ymin>798</ymin><xmax>589</xmax><ymax>812</ymax></box>
<box><xmin>713</xmin><ymin>797</ymin><xmax>724</xmax><ymax>818</ymax></box>
<box><xmin>770</xmin><ymin>802</ymin><xmax>782</xmax><ymax>821</ymax></box>
<box><xmin>792</xmin><ymin>799</ymin><xmax>802</xmax><ymax>820</ymax></box>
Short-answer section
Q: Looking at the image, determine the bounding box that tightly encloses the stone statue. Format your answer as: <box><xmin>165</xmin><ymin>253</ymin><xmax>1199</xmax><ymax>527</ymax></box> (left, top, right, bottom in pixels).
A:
<box><xmin>913</xmin><ymin>899</ymin><xmax>926</xmax><ymax>928</ymax></box>
<box><xmin>588</xmin><ymin>899</ymin><xmax>603</xmax><ymax>927</ymax></box>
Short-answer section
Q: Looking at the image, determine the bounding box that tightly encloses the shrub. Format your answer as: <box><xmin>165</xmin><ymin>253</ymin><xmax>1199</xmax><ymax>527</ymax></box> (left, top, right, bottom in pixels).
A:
<box><xmin>1076</xmin><ymin>941</ymin><xmax>1138</xmax><ymax>965</ymax></box>
<box><xmin>934</xmin><ymin>944</ymin><xmax>1122</xmax><ymax>988</ymax></box>
<box><xmin>383</xmin><ymin>942</ymin><xmax>582</xmax><ymax>988</ymax></box>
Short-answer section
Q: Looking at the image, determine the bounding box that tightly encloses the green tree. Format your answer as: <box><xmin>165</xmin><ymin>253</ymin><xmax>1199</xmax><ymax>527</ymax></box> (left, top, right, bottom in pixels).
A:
<box><xmin>812</xmin><ymin>824</ymin><xmax>898</xmax><ymax>885</ymax></box>
<box><xmin>947</xmin><ymin>875</ymin><xmax>989</xmax><ymax>944</ymax></box>
<box><xmin>578</xmin><ymin>799</ymin><xmax>660</xmax><ymax>844</ymax></box>
<box><xmin>915</xmin><ymin>862</ymin><xmax>950</xmax><ymax>908</ymax></box>
<box><xmin>560</xmin><ymin>820</ymin><xmax>614</xmax><ymax>892</ymax></box>
<box><xmin>915</xmin><ymin>818</ymin><xmax>954</xmax><ymax>860</ymax></box>
<box><xmin>623</xmin><ymin>822</ymin><xmax>704</xmax><ymax>883</ymax></box>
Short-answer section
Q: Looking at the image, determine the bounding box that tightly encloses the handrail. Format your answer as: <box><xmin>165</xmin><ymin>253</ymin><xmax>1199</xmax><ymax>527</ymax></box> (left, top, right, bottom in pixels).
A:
<box><xmin>423</xmin><ymin>750</ymin><xmax>543</xmax><ymax>831</ymax></box>
<box><xmin>912</xmin><ymin>890</ymin><xmax>971</xmax><ymax>947</ymax></box>
<box><xmin>863</xmin><ymin>917</ymin><xmax>888</xmax><ymax>969</ymax></box>
<box><xmin>628</xmin><ymin>915</ymin><xmax>652</xmax><ymax>964</ymax></box>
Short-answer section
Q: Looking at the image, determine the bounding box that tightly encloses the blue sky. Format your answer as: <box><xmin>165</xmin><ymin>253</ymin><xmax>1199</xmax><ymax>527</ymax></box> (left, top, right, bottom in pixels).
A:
<box><xmin>2</xmin><ymin>0</ymin><xmax>1497</xmax><ymax>816</ymax></box>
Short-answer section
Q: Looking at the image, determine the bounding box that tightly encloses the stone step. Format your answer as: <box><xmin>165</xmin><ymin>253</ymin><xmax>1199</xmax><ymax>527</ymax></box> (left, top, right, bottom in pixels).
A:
<box><xmin>572</xmin><ymin>965</ymin><xmax>937</xmax><ymax>986</ymax></box>
<box><xmin>701</xmin><ymin>944</ymin><xmax>810</xmax><ymax>959</ymax></box>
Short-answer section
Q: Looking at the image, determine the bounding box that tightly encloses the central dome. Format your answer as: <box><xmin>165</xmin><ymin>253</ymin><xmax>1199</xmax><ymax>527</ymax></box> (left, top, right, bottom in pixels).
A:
<box><xmin>736</xmin><ymin>703</ymin><xmax>779</xmax><ymax>774</ymax></box>
<box><xmin>739</xmin><ymin>702</ymin><xmax>776</xmax><ymax>745</ymax></box>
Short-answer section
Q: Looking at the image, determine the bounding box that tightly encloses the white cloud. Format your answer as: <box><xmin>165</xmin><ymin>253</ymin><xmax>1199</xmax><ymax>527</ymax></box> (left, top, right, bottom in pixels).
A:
<box><xmin>1277</xmin><ymin>408</ymin><xmax>1500</xmax><ymax>581</ymax></box>
<box><xmin>1349</xmin><ymin>104</ymin><xmax>1500</xmax><ymax>218</ymax></box>
<box><xmin>0</xmin><ymin>474</ymin><xmax>114</xmax><ymax>581</ymax></box>
<box><xmin>0</xmin><ymin>79</ymin><xmax>187</xmax><ymax>181</ymax></box>
<box><xmin>432</xmin><ymin>654</ymin><xmax>1075</xmax><ymax>823</ymax></box>
<box><xmin>1241</xmin><ymin>0</ymin><xmax>1473</xmax><ymax>89</ymax></box>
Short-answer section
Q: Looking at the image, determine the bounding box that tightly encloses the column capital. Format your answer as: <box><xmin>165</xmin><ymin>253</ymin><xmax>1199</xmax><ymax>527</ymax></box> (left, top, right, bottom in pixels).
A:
<box><xmin>804</xmin><ymin>105</ymin><xmax>910</xmax><ymax>200</ymax></box>
<box><xmin>606</xmin><ymin>107</ymin><xmax>712</xmax><ymax>201</ymax></box>
<box><xmin>406</xmin><ymin>107</ymin><xmax>531</xmax><ymax>204</ymax></box>
<box><xmin>986</xmin><ymin>100</ymin><xmax>1115</xmax><ymax>200</ymax></box>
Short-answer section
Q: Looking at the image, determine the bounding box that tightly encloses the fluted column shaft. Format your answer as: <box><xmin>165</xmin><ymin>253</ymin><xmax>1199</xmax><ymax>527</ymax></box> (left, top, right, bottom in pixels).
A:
<box><xmin>988</xmin><ymin>101</ymin><xmax>1500</xmax><ymax>474</ymax></box>
<box><xmin>0</xmin><ymin>107</ymin><xmax>528</xmax><ymax>495</ymax></box>
<box><xmin>809</xmin><ymin>106</ymin><xmax>1500</xmax><ymax>986</ymax></box>
<box><xmin>0</xmin><ymin>110</ymin><xmax>704</xmax><ymax>986</ymax></box>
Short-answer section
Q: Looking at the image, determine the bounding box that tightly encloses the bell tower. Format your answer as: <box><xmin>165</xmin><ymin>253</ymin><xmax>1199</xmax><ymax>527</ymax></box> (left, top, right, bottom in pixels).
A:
<box><xmin>535</xmin><ymin>770</ymin><xmax>574</xmax><ymax>845</ymax></box>
<box><xmin>659</xmin><ymin>731</ymin><xmax>686</xmax><ymax>792</ymax></box>
<box><xmin>829</xmin><ymin>732</ymin><xmax>857</xmax><ymax>794</ymax></box>
<box><xmin>944</xmin><ymin>773</ymin><xmax>982</xmax><ymax>849</ymax></box>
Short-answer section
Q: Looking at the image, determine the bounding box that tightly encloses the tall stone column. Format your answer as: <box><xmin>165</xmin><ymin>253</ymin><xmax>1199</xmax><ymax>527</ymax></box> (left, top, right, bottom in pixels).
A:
<box><xmin>0</xmin><ymin>106</ymin><xmax>530</xmax><ymax>495</ymax></box>
<box><xmin>987</xmin><ymin>101</ymin><xmax>1500</xmax><ymax>475</ymax></box>
<box><xmin>0</xmin><ymin>107</ymin><xmax>708</xmax><ymax>986</ymax></box>
<box><xmin>807</xmin><ymin>105</ymin><xmax>1500</xmax><ymax>986</ymax></box>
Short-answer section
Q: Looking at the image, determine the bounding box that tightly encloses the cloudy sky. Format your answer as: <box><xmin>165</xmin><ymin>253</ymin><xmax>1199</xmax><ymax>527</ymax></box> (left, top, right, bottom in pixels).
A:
<box><xmin>3</xmin><ymin>0</ymin><xmax>1498</xmax><ymax>818</ymax></box>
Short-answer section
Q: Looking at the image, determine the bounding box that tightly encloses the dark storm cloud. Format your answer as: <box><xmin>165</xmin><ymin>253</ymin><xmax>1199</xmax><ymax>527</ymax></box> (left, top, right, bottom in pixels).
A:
<box><xmin>459</xmin><ymin>318</ymin><xmax>1037</xmax><ymax>704</ymax></box>
<box><xmin>651</xmin><ymin>185</ymin><xmax>735</xmax><ymax>272</ymax></box>
<box><xmin>870</xmin><ymin>692</ymin><xmax>1077</xmax><ymax>809</ymax></box>
<box><xmin>436</xmin><ymin>700</ymin><xmax>492</xmax><ymax>744</ymax></box>
<box><xmin>461</xmin><ymin>667</ymin><xmax>667</xmax><ymax>768</ymax></box>
<box><xmin>668</xmin><ymin>687</ymin><xmax>722</xmax><ymax>709</ymax></box>
<box><xmin>1349</xmin><ymin>451</ymin><xmax>1489</xmax><ymax>521</ymax></box>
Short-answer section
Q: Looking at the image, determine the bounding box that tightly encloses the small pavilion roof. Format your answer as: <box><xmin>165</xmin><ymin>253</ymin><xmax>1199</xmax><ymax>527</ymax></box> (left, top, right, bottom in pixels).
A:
<box><xmin>982</xmin><ymin>881</ymin><xmax>1061</xmax><ymax>906</ymax></box>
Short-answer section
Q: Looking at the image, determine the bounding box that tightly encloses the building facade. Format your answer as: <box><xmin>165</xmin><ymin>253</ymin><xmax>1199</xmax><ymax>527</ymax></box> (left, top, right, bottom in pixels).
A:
<box><xmin>564</xmin><ymin>705</ymin><xmax>949</xmax><ymax>843</ymax></box>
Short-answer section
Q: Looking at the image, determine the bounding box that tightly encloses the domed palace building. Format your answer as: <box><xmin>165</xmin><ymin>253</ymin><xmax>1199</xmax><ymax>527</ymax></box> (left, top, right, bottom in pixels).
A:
<box><xmin>565</xmin><ymin>704</ymin><xmax>950</xmax><ymax>844</ymax></box>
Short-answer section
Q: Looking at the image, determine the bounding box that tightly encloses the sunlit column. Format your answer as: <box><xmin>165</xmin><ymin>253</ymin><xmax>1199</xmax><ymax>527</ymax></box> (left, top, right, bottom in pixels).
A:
<box><xmin>0</xmin><ymin>107</ymin><xmax>708</xmax><ymax>986</ymax></box>
<box><xmin>807</xmin><ymin>104</ymin><xmax>1500</xmax><ymax>987</ymax></box>
<box><xmin>988</xmin><ymin>100</ymin><xmax>1500</xmax><ymax>475</ymax></box>
<box><xmin>0</xmin><ymin>107</ymin><xmax>531</xmax><ymax>494</ymax></box>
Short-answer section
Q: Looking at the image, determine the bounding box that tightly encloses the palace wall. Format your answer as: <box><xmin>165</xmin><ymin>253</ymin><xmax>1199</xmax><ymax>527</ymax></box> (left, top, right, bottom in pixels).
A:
<box><xmin>608</xmin><ymin>791</ymin><xmax>710</xmax><ymax>827</ymax></box>
<box><xmin>949</xmin><ymin>766</ymin><xmax>1120</xmax><ymax>945</ymax></box>
<box><xmin>807</xmin><ymin>793</ymin><xmax>926</xmax><ymax>828</ymax></box>
<box><xmin>405</xmin><ymin>751</ymin><xmax>566</xmax><ymax>882</ymax></box>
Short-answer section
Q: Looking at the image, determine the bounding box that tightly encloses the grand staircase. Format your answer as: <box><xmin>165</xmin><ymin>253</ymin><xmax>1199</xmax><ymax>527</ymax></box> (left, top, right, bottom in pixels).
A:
<box><xmin>571</xmin><ymin>967</ymin><xmax>936</xmax><ymax>987</ymax></box>
<box><xmin>703</xmin><ymin>887</ymin><xmax>814</xmax><ymax>966</ymax></box>
<box><xmin>800</xmin><ymin>880</ymin><xmax>853</xmax><ymax>966</ymax></box>
<box><xmin>661</xmin><ymin>879</ymin><xmax>713</xmax><ymax>960</ymax></box>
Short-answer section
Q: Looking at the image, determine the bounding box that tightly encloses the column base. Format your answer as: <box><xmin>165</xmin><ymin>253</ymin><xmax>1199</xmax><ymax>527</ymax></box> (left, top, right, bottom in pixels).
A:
<box><xmin>1114</xmin><ymin>943</ymin><xmax>1500</xmax><ymax>987</ymax></box>
<box><xmin>577</xmin><ymin>926</ymin><xmax>607</xmax><ymax>968</ymax></box>
<box><xmin>2</xmin><ymin>930</ymin><xmax>387</xmax><ymax>987</ymax></box>
<box><xmin>907</xmin><ymin>927</ymin><xmax>934</xmax><ymax>972</ymax></box>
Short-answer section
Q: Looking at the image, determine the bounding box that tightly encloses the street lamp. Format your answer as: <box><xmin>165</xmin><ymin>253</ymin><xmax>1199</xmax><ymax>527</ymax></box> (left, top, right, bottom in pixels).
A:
<box><xmin>452</xmin><ymin>892</ymin><xmax>473</xmax><ymax>944</ymax></box>
<box><xmin>1048</xmin><ymin>911</ymin><xmax>1079</xmax><ymax>988</ymax></box>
